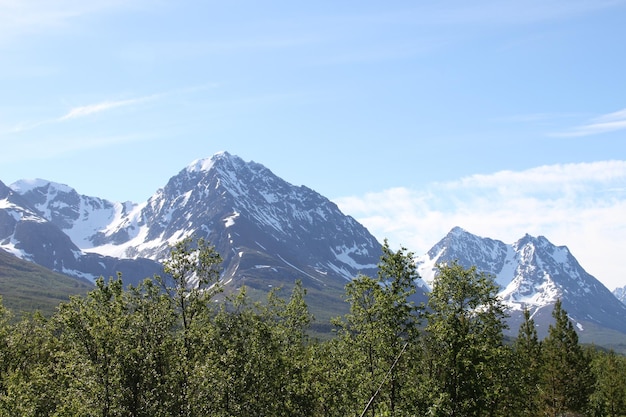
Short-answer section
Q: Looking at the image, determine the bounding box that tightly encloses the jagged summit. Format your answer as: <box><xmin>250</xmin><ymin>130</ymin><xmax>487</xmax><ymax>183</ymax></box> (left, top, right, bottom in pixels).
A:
<box><xmin>417</xmin><ymin>227</ymin><xmax>626</xmax><ymax>339</ymax></box>
<box><xmin>421</xmin><ymin>227</ymin><xmax>510</xmax><ymax>288</ymax></box>
<box><xmin>185</xmin><ymin>150</ymin><xmax>247</xmax><ymax>174</ymax></box>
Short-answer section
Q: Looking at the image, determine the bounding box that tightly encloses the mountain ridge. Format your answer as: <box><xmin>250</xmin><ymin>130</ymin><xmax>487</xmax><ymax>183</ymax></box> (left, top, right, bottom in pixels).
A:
<box><xmin>2</xmin><ymin>153</ymin><xmax>625</xmax><ymax>345</ymax></box>
<box><xmin>2</xmin><ymin>152</ymin><xmax>383</xmax><ymax>326</ymax></box>
<box><xmin>416</xmin><ymin>227</ymin><xmax>626</xmax><ymax>341</ymax></box>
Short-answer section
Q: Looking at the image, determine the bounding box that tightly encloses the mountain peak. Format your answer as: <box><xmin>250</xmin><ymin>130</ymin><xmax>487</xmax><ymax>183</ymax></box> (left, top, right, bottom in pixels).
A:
<box><xmin>417</xmin><ymin>227</ymin><xmax>626</xmax><ymax>339</ymax></box>
<box><xmin>448</xmin><ymin>226</ymin><xmax>469</xmax><ymax>236</ymax></box>
<box><xmin>10</xmin><ymin>178</ymin><xmax>75</xmax><ymax>195</ymax></box>
<box><xmin>185</xmin><ymin>151</ymin><xmax>237</xmax><ymax>174</ymax></box>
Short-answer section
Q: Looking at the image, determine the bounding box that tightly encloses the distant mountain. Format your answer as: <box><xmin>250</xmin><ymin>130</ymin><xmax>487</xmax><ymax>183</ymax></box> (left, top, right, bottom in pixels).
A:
<box><xmin>9</xmin><ymin>178</ymin><xmax>136</xmax><ymax>249</ymax></box>
<box><xmin>416</xmin><ymin>227</ymin><xmax>626</xmax><ymax>343</ymax></box>
<box><xmin>614</xmin><ymin>286</ymin><xmax>626</xmax><ymax>304</ymax></box>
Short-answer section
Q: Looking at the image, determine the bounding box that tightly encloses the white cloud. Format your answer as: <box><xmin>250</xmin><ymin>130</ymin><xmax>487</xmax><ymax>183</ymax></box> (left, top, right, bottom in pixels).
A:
<box><xmin>335</xmin><ymin>161</ymin><xmax>626</xmax><ymax>290</ymax></box>
<box><xmin>553</xmin><ymin>108</ymin><xmax>626</xmax><ymax>137</ymax></box>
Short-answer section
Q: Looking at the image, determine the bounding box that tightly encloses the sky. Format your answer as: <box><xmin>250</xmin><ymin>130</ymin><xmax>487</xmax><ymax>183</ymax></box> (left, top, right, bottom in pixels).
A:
<box><xmin>1</xmin><ymin>1</ymin><xmax>625</xmax><ymax>289</ymax></box>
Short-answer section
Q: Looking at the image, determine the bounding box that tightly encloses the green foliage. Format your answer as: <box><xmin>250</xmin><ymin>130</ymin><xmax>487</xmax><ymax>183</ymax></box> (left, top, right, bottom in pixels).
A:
<box><xmin>423</xmin><ymin>260</ymin><xmax>509</xmax><ymax>417</ymax></box>
<box><xmin>1</xmin><ymin>239</ymin><xmax>625</xmax><ymax>417</ymax></box>
<box><xmin>589</xmin><ymin>349</ymin><xmax>626</xmax><ymax>417</ymax></box>
<box><xmin>333</xmin><ymin>240</ymin><xmax>422</xmax><ymax>416</ymax></box>
<box><xmin>540</xmin><ymin>299</ymin><xmax>594</xmax><ymax>417</ymax></box>
<box><xmin>510</xmin><ymin>308</ymin><xmax>542</xmax><ymax>416</ymax></box>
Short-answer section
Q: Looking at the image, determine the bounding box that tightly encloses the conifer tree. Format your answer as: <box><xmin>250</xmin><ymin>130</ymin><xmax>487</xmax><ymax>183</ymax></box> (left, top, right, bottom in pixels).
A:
<box><xmin>540</xmin><ymin>299</ymin><xmax>593</xmax><ymax>417</ymax></box>
<box><xmin>511</xmin><ymin>308</ymin><xmax>542</xmax><ymax>416</ymax></box>
<box><xmin>589</xmin><ymin>349</ymin><xmax>626</xmax><ymax>417</ymax></box>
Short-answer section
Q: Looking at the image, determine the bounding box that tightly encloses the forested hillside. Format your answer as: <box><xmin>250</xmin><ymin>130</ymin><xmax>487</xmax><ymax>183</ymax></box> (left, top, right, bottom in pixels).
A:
<box><xmin>0</xmin><ymin>238</ymin><xmax>624</xmax><ymax>416</ymax></box>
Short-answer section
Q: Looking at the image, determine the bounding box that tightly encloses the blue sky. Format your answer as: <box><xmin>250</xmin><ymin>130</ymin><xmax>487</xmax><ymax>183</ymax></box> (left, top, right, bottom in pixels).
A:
<box><xmin>1</xmin><ymin>1</ymin><xmax>625</xmax><ymax>289</ymax></box>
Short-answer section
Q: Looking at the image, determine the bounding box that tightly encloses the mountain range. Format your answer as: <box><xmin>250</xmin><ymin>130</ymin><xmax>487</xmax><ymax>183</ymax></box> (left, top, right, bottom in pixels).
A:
<box><xmin>1</xmin><ymin>151</ymin><xmax>625</xmax><ymax>345</ymax></box>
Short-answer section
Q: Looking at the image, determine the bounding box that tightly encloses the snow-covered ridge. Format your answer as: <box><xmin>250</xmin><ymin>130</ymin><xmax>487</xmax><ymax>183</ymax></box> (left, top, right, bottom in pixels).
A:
<box><xmin>416</xmin><ymin>227</ymin><xmax>616</xmax><ymax>312</ymax></box>
<box><xmin>415</xmin><ymin>227</ymin><xmax>626</xmax><ymax>338</ymax></box>
<box><xmin>10</xmin><ymin>178</ymin><xmax>73</xmax><ymax>194</ymax></box>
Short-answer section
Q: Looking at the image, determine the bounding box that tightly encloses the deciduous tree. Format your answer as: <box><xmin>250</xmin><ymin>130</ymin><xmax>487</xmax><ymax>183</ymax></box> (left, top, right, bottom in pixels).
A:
<box><xmin>423</xmin><ymin>260</ymin><xmax>508</xmax><ymax>417</ymax></box>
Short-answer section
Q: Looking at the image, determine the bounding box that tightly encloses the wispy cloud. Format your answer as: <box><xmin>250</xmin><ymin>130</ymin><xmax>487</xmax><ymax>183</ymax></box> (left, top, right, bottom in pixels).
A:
<box><xmin>335</xmin><ymin>161</ymin><xmax>626</xmax><ymax>290</ymax></box>
<box><xmin>552</xmin><ymin>108</ymin><xmax>626</xmax><ymax>137</ymax></box>
<box><xmin>0</xmin><ymin>0</ymin><xmax>145</xmax><ymax>44</ymax></box>
<box><xmin>1</xmin><ymin>82</ymin><xmax>219</xmax><ymax>138</ymax></box>
<box><xmin>2</xmin><ymin>93</ymin><xmax>158</xmax><ymax>135</ymax></box>
<box><xmin>58</xmin><ymin>95</ymin><xmax>156</xmax><ymax>121</ymax></box>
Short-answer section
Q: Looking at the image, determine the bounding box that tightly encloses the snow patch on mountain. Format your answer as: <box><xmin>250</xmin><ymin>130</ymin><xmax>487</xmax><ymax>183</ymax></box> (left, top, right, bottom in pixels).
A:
<box><xmin>223</xmin><ymin>211</ymin><xmax>240</xmax><ymax>227</ymax></box>
<box><xmin>332</xmin><ymin>244</ymin><xmax>378</xmax><ymax>271</ymax></box>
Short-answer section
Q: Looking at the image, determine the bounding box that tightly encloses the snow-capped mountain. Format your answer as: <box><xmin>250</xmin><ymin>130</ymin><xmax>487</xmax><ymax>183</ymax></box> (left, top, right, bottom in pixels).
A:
<box><xmin>6</xmin><ymin>152</ymin><xmax>382</xmax><ymax>309</ymax></box>
<box><xmin>10</xmin><ymin>178</ymin><xmax>137</xmax><ymax>249</ymax></box>
<box><xmin>417</xmin><ymin>227</ymin><xmax>626</xmax><ymax>339</ymax></box>
<box><xmin>0</xmin><ymin>180</ymin><xmax>162</xmax><ymax>285</ymax></box>
<box><xmin>614</xmin><ymin>286</ymin><xmax>626</xmax><ymax>304</ymax></box>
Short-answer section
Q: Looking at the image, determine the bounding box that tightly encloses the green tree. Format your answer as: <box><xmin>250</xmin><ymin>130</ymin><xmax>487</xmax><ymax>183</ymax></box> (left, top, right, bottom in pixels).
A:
<box><xmin>423</xmin><ymin>260</ymin><xmax>509</xmax><ymax>417</ymax></box>
<box><xmin>156</xmin><ymin>236</ymin><xmax>222</xmax><ymax>417</ymax></box>
<box><xmin>196</xmin><ymin>287</ymin><xmax>287</xmax><ymax>416</ymax></box>
<box><xmin>117</xmin><ymin>278</ymin><xmax>178</xmax><ymax>416</ymax></box>
<box><xmin>307</xmin><ymin>337</ymin><xmax>361</xmax><ymax>417</ymax></box>
<box><xmin>54</xmin><ymin>275</ymin><xmax>180</xmax><ymax>416</ymax></box>
<box><xmin>510</xmin><ymin>308</ymin><xmax>542</xmax><ymax>416</ymax></box>
<box><xmin>540</xmin><ymin>299</ymin><xmax>593</xmax><ymax>417</ymax></box>
<box><xmin>334</xmin><ymin>240</ymin><xmax>421</xmax><ymax>416</ymax></box>
<box><xmin>0</xmin><ymin>297</ymin><xmax>10</xmax><ymax>402</ymax></box>
<box><xmin>589</xmin><ymin>349</ymin><xmax>626</xmax><ymax>417</ymax></box>
<box><xmin>56</xmin><ymin>276</ymin><xmax>129</xmax><ymax>416</ymax></box>
<box><xmin>266</xmin><ymin>281</ymin><xmax>315</xmax><ymax>415</ymax></box>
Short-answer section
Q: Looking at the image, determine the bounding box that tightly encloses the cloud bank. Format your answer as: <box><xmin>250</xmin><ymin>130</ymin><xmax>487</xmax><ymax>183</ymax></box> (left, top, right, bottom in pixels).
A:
<box><xmin>335</xmin><ymin>161</ymin><xmax>626</xmax><ymax>290</ymax></box>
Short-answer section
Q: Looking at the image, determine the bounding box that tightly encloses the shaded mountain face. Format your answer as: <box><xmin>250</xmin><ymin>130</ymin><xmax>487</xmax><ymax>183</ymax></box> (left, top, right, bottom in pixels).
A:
<box><xmin>416</xmin><ymin>227</ymin><xmax>626</xmax><ymax>340</ymax></box>
<box><xmin>5</xmin><ymin>153</ymin><xmax>383</xmax><ymax>314</ymax></box>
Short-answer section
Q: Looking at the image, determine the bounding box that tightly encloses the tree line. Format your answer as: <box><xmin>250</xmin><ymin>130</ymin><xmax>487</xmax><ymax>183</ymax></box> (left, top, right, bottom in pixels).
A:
<box><xmin>0</xmin><ymin>237</ymin><xmax>625</xmax><ymax>416</ymax></box>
